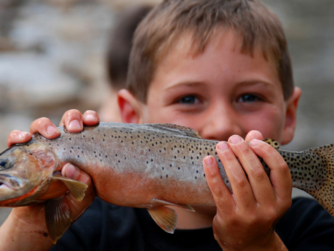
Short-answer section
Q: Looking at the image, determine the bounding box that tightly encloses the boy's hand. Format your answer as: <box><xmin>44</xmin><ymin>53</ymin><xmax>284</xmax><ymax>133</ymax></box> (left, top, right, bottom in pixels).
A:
<box><xmin>1</xmin><ymin>109</ymin><xmax>99</xmax><ymax>251</ymax></box>
<box><xmin>203</xmin><ymin>130</ymin><xmax>291</xmax><ymax>251</ymax></box>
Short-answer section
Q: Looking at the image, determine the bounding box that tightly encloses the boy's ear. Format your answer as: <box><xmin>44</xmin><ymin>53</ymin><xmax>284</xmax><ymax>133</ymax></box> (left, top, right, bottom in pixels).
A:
<box><xmin>117</xmin><ymin>89</ymin><xmax>143</xmax><ymax>124</ymax></box>
<box><xmin>281</xmin><ymin>87</ymin><xmax>302</xmax><ymax>145</ymax></box>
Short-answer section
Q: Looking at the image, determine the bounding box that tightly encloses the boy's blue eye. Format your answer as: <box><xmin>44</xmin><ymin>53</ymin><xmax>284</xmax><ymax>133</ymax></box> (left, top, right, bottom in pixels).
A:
<box><xmin>179</xmin><ymin>95</ymin><xmax>198</xmax><ymax>104</ymax></box>
<box><xmin>238</xmin><ymin>94</ymin><xmax>259</xmax><ymax>103</ymax></box>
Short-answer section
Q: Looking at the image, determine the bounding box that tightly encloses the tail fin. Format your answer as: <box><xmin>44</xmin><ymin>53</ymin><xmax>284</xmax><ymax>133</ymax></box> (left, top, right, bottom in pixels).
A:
<box><xmin>292</xmin><ymin>144</ymin><xmax>334</xmax><ymax>217</ymax></box>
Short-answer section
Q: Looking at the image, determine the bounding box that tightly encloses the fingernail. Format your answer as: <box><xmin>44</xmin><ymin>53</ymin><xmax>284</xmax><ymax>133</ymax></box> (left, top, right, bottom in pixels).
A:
<box><xmin>18</xmin><ymin>132</ymin><xmax>29</xmax><ymax>139</ymax></box>
<box><xmin>46</xmin><ymin>126</ymin><xmax>57</xmax><ymax>135</ymax></box>
<box><xmin>249</xmin><ymin>139</ymin><xmax>261</xmax><ymax>146</ymax></box>
<box><xmin>85</xmin><ymin>114</ymin><xmax>96</xmax><ymax>121</ymax></box>
<box><xmin>217</xmin><ymin>141</ymin><xmax>228</xmax><ymax>151</ymax></box>
<box><xmin>68</xmin><ymin>120</ymin><xmax>81</xmax><ymax>130</ymax></box>
<box><xmin>229</xmin><ymin>135</ymin><xmax>243</xmax><ymax>144</ymax></box>
<box><xmin>204</xmin><ymin>157</ymin><xmax>215</xmax><ymax>175</ymax></box>
<box><xmin>204</xmin><ymin>156</ymin><xmax>214</xmax><ymax>166</ymax></box>
<box><xmin>63</xmin><ymin>163</ymin><xmax>79</xmax><ymax>179</ymax></box>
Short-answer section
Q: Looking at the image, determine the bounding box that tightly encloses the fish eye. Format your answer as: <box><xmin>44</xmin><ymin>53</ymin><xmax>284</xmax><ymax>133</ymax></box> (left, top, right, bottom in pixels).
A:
<box><xmin>0</xmin><ymin>159</ymin><xmax>10</xmax><ymax>170</ymax></box>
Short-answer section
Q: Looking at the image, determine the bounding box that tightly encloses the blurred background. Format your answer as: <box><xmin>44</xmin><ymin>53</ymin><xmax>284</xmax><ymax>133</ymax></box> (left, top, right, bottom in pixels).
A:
<box><xmin>0</xmin><ymin>0</ymin><xmax>333</xmax><ymax>222</ymax></box>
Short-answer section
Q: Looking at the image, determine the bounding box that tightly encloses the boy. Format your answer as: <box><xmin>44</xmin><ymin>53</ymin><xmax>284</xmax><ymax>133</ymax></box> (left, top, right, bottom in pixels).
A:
<box><xmin>1</xmin><ymin>0</ymin><xmax>334</xmax><ymax>250</ymax></box>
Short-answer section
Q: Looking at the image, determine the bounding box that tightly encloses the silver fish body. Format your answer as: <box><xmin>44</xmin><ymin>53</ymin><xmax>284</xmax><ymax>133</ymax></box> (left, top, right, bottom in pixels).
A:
<box><xmin>0</xmin><ymin>122</ymin><xmax>333</xmax><ymax>242</ymax></box>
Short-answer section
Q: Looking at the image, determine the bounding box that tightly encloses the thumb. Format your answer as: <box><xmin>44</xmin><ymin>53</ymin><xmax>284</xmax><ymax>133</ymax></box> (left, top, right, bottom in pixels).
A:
<box><xmin>62</xmin><ymin>163</ymin><xmax>96</xmax><ymax>220</ymax></box>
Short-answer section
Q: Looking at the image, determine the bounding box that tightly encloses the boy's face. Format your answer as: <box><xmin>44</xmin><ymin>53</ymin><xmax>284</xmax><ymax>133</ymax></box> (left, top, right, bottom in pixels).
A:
<box><xmin>122</xmin><ymin>29</ymin><xmax>300</xmax><ymax>144</ymax></box>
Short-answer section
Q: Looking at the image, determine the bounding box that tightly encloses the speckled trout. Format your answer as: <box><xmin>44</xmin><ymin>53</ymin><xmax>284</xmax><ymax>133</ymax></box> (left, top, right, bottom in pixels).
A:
<box><xmin>0</xmin><ymin>123</ymin><xmax>333</xmax><ymax>242</ymax></box>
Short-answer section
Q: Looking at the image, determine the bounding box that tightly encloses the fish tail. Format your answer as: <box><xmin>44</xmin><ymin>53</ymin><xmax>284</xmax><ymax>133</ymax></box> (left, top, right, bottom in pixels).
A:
<box><xmin>292</xmin><ymin>144</ymin><xmax>334</xmax><ymax>217</ymax></box>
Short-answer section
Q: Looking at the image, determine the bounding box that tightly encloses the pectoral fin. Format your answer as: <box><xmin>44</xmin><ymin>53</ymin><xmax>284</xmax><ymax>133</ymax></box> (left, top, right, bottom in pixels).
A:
<box><xmin>52</xmin><ymin>173</ymin><xmax>88</xmax><ymax>201</ymax></box>
<box><xmin>147</xmin><ymin>206</ymin><xmax>177</xmax><ymax>234</ymax></box>
<box><xmin>147</xmin><ymin>198</ymin><xmax>195</xmax><ymax>233</ymax></box>
<box><xmin>45</xmin><ymin>196</ymin><xmax>72</xmax><ymax>244</ymax></box>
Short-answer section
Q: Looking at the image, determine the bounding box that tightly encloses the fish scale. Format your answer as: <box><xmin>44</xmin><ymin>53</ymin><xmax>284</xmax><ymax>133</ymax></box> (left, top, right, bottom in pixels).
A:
<box><xmin>0</xmin><ymin>122</ymin><xmax>333</xmax><ymax>243</ymax></box>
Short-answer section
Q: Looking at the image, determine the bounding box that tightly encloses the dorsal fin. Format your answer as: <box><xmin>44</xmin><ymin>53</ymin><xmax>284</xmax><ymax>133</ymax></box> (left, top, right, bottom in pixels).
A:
<box><xmin>147</xmin><ymin>124</ymin><xmax>201</xmax><ymax>138</ymax></box>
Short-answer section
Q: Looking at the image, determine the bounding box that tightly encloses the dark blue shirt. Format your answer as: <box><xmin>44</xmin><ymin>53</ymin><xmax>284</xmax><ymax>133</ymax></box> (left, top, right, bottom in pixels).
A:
<box><xmin>51</xmin><ymin>197</ymin><xmax>334</xmax><ymax>250</ymax></box>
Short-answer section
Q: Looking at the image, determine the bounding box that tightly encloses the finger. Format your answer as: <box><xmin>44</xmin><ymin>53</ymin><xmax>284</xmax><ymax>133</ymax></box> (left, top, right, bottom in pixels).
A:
<box><xmin>7</xmin><ymin>130</ymin><xmax>31</xmax><ymax>147</ymax></box>
<box><xmin>83</xmin><ymin>110</ymin><xmax>100</xmax><ymax>126</ymax></box>
<box><xmin>29</xmin><ymin>118</ymin><xmax>60</xmax><ymax>139</ymax></box>
<box><xmin>61</xmin><ymin>163</ymin><xmax>95</xmax><ymax>220</ymax></box>
<box><xmin>244</xmin><ymin>130</ymin><xmax>264</xmax><ymax>143</ymax></box>
<box><xmin>216</xmin><ymin>141</ymin><xmax>255</xmax><ymax>209</ymax></box>
<box><xmin>249</xmin><ymin>139</ymin><xmax>292</xmax><ymax>202</ymax></box>
<box><xmin>59</xmin><ymin>109</ymin><xmax>83</xmax><ymax>132</ymax></box>
<box><xmin>203</xmin><ymin>156</ymin><xmax>235</xmax><ymax>214</ymax></box>
<box><xmin>228</xmin><ymin>135</ymin><xmax>276</xmax><ymax>205</ymax></box>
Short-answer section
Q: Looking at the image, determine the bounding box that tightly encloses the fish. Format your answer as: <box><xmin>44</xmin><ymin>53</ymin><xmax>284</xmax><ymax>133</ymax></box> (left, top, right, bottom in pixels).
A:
<box><xmin>0</xmin><ymin>122</ymin><xmax>333</xmax><ymax>243</ymax></box>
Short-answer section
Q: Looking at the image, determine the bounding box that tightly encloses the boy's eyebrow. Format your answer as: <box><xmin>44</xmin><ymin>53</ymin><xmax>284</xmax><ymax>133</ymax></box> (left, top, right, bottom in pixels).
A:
<box><xmin>164</xmin><ymin>79</ymin><xmax>276</xmax><ymax>92</ymax></box>
<box><xmin>163</xmin><ymin>81</ymin><xmax>207</xmax><ymax>91</ymax></box>
<box><xmin>236</xmin><ymin>79</ymin><xmax>276</xmax><ymax>87</ymax></box>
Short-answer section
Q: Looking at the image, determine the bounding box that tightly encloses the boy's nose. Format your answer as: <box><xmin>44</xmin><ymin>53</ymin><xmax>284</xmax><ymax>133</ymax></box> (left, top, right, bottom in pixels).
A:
<box><xmin>199</xmin><ymin>108</ymin><xmax>243</xmax><ymax>141</ymax></box>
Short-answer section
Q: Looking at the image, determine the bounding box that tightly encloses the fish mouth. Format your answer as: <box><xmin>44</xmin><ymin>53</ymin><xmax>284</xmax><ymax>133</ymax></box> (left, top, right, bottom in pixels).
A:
<box><xmin>0</xmin><ymin>174</ymin><xmax>23</xmax><ymax>190</ymax></box>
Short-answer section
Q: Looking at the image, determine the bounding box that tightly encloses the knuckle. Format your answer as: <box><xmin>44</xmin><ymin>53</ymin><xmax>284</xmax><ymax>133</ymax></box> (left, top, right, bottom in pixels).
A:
<box><xmin>67</xmin><ymin>109</ymin><xmax>82</xmax><ymax>119</ymax></box>
<box><xmin>276</xmin><ymin>161</ymin><xmax>289</xmax><ymax>172</ymax></box>
<box><xmin>264</xmin><ymin>207</ymin><xmax>279</xmax><ymax>222</ymax></box>
<box><xmin>234</xmin><ymin>177</ymin><xmax>248</xmax><ymax>188</ymax></box>
<box><xmin>243</xmin><ymin>212</ymin><xmax>257</xmax><ymax>226</ymax></box>
<box><xmin>251</xmin><ymin>167</ymin><xmax>267</xmax><ymax>181</ymax></box>
<box><xmin>63</xmin><ymin>109</ymin><xmax>82</xmax><ymax>121</ymax></box>
<box><xmin>10</xmin><ymin>130</ymin><xmax>20</xmax><ymax>136</ymax></box>
<box><xmin>37</xmin><ymin>117</ymin><xmax>50</xmax><ymax>126</ymax></box>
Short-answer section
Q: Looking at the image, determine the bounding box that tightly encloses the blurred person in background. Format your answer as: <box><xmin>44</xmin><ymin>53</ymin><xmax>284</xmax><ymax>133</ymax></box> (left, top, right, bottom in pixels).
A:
<box><xmin>99</xmin><ymin>5</ymin><xmax>153</xmax><ymax>122</ymax></box>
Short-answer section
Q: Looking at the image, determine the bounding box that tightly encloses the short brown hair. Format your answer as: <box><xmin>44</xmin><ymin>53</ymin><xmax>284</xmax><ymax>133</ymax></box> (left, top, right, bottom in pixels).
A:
<box><xmin>106</xmin><ymin>5</ymin><xmax>153</xmax><ymax>89</ymax></box>
<box><xmin>127</xmin><ymin>0</ymin><xmax>293</xmax><ymax>102</ymax></box>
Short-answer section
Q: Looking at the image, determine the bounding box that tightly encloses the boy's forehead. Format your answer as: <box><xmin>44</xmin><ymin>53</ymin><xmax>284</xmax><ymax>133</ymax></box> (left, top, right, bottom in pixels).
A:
<box><xmin>158</xmin><ymin>28</ymin><xmax>277</xmax><ymax>74</ymax></box>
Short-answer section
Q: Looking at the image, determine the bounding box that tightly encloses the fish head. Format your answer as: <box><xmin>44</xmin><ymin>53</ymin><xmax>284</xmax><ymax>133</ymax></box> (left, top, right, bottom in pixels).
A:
<box><xmin>0</xmin><ymin>143</ymin><xmax>57</xmax><ymax>206</ymax></box>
